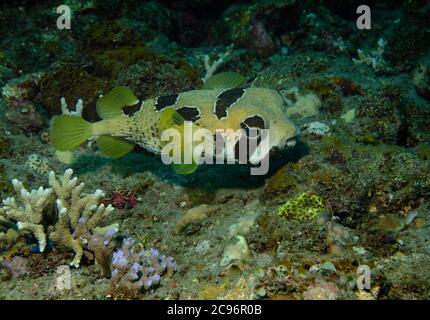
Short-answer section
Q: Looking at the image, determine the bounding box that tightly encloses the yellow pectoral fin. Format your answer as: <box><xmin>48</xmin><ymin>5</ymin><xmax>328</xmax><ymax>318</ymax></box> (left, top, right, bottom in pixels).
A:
<box><xmin>96</xmin><ymin>135</ymin><xmax>135</xmax><ymax>158</ymax></box>
<box><xmin>171</xmin><ymin>162</ymin><xmax>199</xmax><ymax>175</ymax></box>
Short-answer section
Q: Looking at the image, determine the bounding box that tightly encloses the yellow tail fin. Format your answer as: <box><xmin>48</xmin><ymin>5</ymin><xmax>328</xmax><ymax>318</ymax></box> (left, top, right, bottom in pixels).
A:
<box><xmin>50</xmin><ymin>115</ymin><xmax>92</xmax><ymax>151</ymax></box>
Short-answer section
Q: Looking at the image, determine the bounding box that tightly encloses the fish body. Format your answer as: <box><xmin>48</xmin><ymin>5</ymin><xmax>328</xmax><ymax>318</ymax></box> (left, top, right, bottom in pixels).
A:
<box><xmin>93</xmin><ymin>88</ymin><xmax>298</xmax><ymax>157</ymax></box>
<box><xmin>51</xmin><ymin>73</ymin><xmax>299</xmax><ymax>174</ymax></box>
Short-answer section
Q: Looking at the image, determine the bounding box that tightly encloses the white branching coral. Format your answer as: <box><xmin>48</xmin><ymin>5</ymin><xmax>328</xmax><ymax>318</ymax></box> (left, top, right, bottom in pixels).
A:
<box><xmin>0</xmin><ymin>169</ymin><xmax>118</xmax><ymax>268</ymax></box>
<box><xmin>332</xmin><ymin>36</ymin><xmax>347</xmax><ymax>52</ymax></box>
<box><xmin>49</xmin><ymin>169</ymin><xmax>118</xmax><ymax>267</ymax></box>
<box><xmin>201</xmin><ymin>44</ymin><xmax>242</xmax><ymax>83</ymax></box>
<box><xmin>353</xmin><ymin>38</ymin><xmax>390</xmax><ymax>73</ymax></box>
<box><xmin>1</xmin><ymin>179</ymin><xmax>52</xmax><ymax>252</ymax></box>
<box><xmin>60</xmin><ymin>97</ymin><xmax>83</xmax><ymax>117</ymax></box>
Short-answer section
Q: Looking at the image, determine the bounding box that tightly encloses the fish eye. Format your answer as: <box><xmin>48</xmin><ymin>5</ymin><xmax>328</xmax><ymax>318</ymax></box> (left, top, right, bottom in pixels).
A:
<box><xmin>240</xmin><ymin>115</ymin><xmax>267</xmax><ymax>139</ymax></box>
<box><xmin>241</xmin><ymin>115</ymin><xmax>266</xmax><ymax>129</ymax></box>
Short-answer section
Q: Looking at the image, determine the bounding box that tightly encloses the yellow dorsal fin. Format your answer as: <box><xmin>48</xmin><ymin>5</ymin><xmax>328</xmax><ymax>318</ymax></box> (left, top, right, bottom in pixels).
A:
<box><xmin>202</xmin><ymin>72</ymin><xmax>245</xmax><ymax>90</ymax></box>
<box><xmin>96</xmin><ymin>86</ymin><xmax>139</xmax><ymax>119</ymax></box>
<box><xmin>159</xmin><ymin>108</ymin><xmax>185</xmax><ymax>133</ymax></box>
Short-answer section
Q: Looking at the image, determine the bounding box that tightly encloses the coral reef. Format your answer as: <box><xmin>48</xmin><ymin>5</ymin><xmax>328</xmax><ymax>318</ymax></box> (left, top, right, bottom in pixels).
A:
<box><xmin>201</xmin><ymin>45</ymin><xmax>238</xmax><ymax>83</ymax></box>
<box><xmin>0</xmin><ymin>137</ymin><xmax>11</xmax><ymax>159</ymax></box>
<box><xmin>0</xmin><ymin>0</ymin><xmax>429</xmax><ymax>301</ymax></box>
<box><xmin>48</xmin><ymin>169</ymin><xmax>118</xmax><ymax>268</ymax></box>
<box><xmin>1</xmin><ymin>179</ymin><xmax>53</xmax><ymax>252</ymax></box>
<box><xmin>108</xmin><ymin>238</ymin><xmax>176</xmax><ymax>299</ymax></box>
<box><xmin>25</xmin><ymin>154</ymin><xmax>50</xmax><ymax>175</ymax></box>
<box><xmin>210</xmin><ymin>0</ymin><xmax>300</xmax><ymax>55</ymax></box>
<box><xmin>0</xmin><ymin>169</ymin><xmax>118</xmax><ymax>268</ymax></box>
<box><xmin>302</xmin><ymin>121</ymin><xmax>331</xmax><ymax>137</ymax></box>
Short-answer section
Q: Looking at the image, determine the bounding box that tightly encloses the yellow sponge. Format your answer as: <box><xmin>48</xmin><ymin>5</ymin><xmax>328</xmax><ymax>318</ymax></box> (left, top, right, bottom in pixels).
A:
<box><xmin>277</xmin><ymin>192</ymin><xmax>324</xmax><ymax>223</ymax></box>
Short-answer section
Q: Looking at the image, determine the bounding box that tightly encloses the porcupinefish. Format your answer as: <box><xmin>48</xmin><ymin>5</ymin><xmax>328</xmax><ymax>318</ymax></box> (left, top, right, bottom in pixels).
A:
<box><xmin>50</xmin><ymin>72</ymin><xmax>299</xmax><ymax>175</ymax></box>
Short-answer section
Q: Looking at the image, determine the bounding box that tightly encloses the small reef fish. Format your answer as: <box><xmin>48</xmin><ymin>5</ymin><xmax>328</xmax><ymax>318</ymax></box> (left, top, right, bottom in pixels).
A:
<box><xmin>50</xmin><ymin>72</ymin><xmax>299</xmax><ymax>174</ymax></box>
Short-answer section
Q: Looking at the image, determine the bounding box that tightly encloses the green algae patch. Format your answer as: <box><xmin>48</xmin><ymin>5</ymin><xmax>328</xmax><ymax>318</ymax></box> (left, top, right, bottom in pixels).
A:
<box><xmin>0</xmin><ymin>137</ymin><xmax>11</xmax><ymax>159</ymax></box>
<box><xmin>0</xmin><ymin>165</ymin><xmax>13</xmax><ymax>196</ymax></box>
<box><xmin>277</xmin><ymin>192</ymin><xmax>325</xmax><ymax>223</ymax></box>
<box><xmin>415</xmin><ymin>143</ymin><xmax>430</xmax><ymax>161</ymax></box>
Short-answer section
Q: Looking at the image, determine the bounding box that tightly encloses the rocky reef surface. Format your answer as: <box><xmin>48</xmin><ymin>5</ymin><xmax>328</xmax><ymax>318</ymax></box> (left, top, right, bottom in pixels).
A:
<box><xmin>0</xmin><ymin>0</ymin><xmax>429</xmax><ymax>300</ymax></box>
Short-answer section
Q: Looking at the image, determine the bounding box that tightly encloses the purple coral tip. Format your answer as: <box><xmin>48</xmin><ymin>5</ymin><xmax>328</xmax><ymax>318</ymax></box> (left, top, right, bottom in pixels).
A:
<box><xmin>145</xmin><ymin>279</ymin><xmax>153</xmax><ymax>288</ymax></box>
<box><xmin>152</xmin><ymin>274</ymin><xmax>161</xmax><ymax>283</ymax></box>
<box><xmin>112</xmin><ymin>250</ymin><xmax>127</xmax><ymax>267</ymax></box>
<box><xmin>105</xmin><ymin>228</ymin><xmax>117</xmax><ymax>237</ymax></box>
<box><xmin>150</xmin><ymin>248</ymin><xmax>159</xmax><ymax>257</ymax></box>
<box><xmin>78</xmin><ymin>216</ymin><xmax>87</xmax><ymax>223</ymax></box>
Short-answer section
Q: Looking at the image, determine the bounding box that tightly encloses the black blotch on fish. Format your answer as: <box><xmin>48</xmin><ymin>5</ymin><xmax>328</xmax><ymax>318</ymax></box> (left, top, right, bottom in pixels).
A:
<box><xmin>241</xmin><ymin>115</ymin><xmax>266</xmax><ymax>129</ymax></box>
<box><xmin>240</xmin><ymin>117</ymin><xmax>265</xmax><ymax>141</ymax></box>
<box><xmin>234</xmin><ymin>130</ymin><xmax>259</xmax><ymax>162</ymax></box>
<box><xmin>176</xmin><ymin>106</ymin><xmax>201</xmax><ymax>122</ymax></box>
<box><xmin>154</xmin><ymin>94</ymin><xmax>179</xmax><ymax>111</ymax></box>
<box><xmin>214</xmin><ymin>88</ymin><xmax>245</xmax><ymax>119</ymax></box>
<box><xmin>123</xmin><ymin>104</ymin><xmax>141</xmax><ymax>116</ymax></box>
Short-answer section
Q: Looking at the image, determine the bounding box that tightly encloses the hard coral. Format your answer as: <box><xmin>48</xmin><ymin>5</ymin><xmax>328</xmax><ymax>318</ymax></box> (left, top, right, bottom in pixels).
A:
<box><xmin>277</xmin><ymin>192</ymin><xmax>325</xmax><ymax>223</ymax></box>
<box><xmin>108</xmin><ymin>238</ymin><xmax>176</xmax><ymax>299</ymax></box>
<box><xmin>0</xmin><ymin>169</ymin><xmax>118</xmax><ymax>269</ymax></box>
